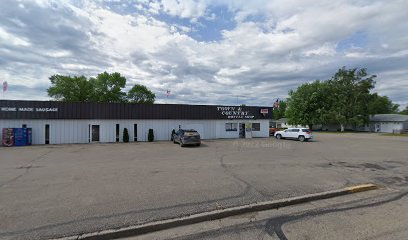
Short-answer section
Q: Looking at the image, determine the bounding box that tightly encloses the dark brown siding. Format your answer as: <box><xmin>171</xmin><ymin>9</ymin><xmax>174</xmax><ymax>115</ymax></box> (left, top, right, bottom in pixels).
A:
<box><xmin>0</xmin><ymin>100</ymin><xmax>273</xmax><ymax>120</ymax></box>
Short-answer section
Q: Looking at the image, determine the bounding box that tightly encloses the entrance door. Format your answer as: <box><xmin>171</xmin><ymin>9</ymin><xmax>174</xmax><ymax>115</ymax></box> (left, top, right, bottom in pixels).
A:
<box><xmin>92</xmin><ymin>125</ymin><xmax>100</xmax><ymax>142</ymax></box>
<box><xmin>239</xmin><ymin>123</ymin><xmax>246</xmax><ymax>138</ymax></box>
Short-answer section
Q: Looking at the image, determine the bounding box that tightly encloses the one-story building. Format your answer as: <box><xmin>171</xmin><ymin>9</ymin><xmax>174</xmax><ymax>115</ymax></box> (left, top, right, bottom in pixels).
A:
<box><xmin>270</xmin><ymin>114</ymin><xmax>408</xmax><ymax>133</ymax></box>
<box><xmin>368</xmin><ymin>114</ymin><xmax>408</xmax><ymax>133</ymax></box>
<box><xmin>0</xmin><ymin>100</ymin><xmax>273</xmax><ymax>145</ymax></box>
<box><xmin>269</xmin><ymin>118</ymin><xmax>304</xmax><ymax>129</ymax></box>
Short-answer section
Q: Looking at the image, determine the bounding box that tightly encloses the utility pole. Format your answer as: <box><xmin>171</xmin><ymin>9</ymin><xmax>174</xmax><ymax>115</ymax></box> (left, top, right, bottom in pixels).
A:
<box><xmin>235</xmin><ymin>95</ymin><xmax>245</xmax><ymax>105</ymax></box>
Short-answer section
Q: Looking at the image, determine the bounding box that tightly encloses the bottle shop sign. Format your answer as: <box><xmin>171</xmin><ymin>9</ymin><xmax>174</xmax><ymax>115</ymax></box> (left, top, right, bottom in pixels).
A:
<box><xmin>216</xmin><ymin>106</ymin><xmax>255</xmax><ymax>119</ymax></box>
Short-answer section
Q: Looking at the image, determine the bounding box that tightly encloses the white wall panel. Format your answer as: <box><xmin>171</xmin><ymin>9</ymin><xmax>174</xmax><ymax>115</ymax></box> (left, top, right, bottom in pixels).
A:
<box><xmin>379</xmin><ymin>122</ymin><xmax>403</xmax><ymax>133</ymax></box>
<box><xmin>252</xmin><ymin>121</ymin><xmax>269</xmax><ymax>138</ymax></box>
<box><xmin>0</xmin><ymin>119</ymin><xmax>269</xmax><ymax>145</ymax></box>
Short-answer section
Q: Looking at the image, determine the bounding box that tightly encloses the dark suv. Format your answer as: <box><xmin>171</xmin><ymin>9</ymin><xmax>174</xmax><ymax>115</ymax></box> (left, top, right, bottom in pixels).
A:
<box><xmin>173</xmin><ymin>129</ymin><xmax>201</xmax><ymax>147</ymax></box>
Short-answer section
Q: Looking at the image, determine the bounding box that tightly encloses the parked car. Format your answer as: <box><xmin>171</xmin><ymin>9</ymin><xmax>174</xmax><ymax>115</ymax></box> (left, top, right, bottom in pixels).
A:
<box><xmin>269</xmin><ymin>127</ymin><xmax>278</xmax><ymax>136</ymax></box>
<box><xmin>274</xmin><ymin>128</ymin><xmax>313</xmax><ymax>142</ymax></box>
<box><xmin>173</xmin><ymin>129</ymin><xmax>201</xmax><ymax>147</ymax></box>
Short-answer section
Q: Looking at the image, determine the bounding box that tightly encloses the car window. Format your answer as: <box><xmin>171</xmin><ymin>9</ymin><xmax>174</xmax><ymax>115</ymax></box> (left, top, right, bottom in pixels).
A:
<box><xmin>184</xmin><ymin>130</ymin><xmax>198</xmax><ymax>136</ymax></box>
<box><xmin>292</xmin><ymin>129</ymin><xmax>299</xmax><ymax>132</ymax></box>
<box><xmin>302</xmin><ymin>129</ymin><xmax>310</xmax><ymax>132</ymax></box>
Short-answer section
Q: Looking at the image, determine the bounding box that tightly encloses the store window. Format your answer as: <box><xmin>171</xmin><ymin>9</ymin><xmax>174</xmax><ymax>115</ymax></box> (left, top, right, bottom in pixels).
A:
<box><xmin>225</xmin><ymin>123</ymin><xmax>238</xmax><ymax>131</ymax></box>
<box><xmin>252</xmin><ymin>123</ymin><xmax>260</xmax><ymax>131</ymax></box>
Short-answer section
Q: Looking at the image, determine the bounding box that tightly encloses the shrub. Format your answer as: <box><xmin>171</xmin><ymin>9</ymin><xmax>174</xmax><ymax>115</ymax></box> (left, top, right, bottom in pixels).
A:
<box><xmin>148</xmin><ymin>129</ymin><xmax>154</xmax><ymax>142</ymax></box>
<box><xmin>171</xmin><ymin>129</ymin><xmax>176</xmax><ymax>141</ymax></box>
<box><xmin>123</xmin><ymin>128</ymin><xmax>129</xmax><ymax>143</ymax></box>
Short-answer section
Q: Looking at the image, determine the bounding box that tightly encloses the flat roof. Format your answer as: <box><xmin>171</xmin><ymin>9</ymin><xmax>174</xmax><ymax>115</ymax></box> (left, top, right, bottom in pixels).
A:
<box><xmin>0</xmin><ymin>100</ymin><xmax>273</xmax><ymax>120</ymax></box>
<box><xmin>370</xmin><ymin>114</ymin><xmax>408</xmax><ymax>122</ymax></box>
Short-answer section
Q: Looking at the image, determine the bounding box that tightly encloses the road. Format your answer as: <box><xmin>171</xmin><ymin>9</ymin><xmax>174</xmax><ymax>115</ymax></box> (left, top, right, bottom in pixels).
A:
<box><xmin>129</xmin><ymin>187</ymin><xmax>407</xmax><ymax>240</ymax></box>
<box><xmin>0</xmin><ymin>133</ymin><xmax>407</xmax><ymax>239</ymax></box>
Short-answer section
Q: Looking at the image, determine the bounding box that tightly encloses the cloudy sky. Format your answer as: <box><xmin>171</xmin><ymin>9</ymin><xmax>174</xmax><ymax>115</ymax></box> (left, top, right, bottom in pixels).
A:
<box><xmin>0</xmin><ymin>0</ymin><xmax>407</xmax><ymax>108</ymax></box>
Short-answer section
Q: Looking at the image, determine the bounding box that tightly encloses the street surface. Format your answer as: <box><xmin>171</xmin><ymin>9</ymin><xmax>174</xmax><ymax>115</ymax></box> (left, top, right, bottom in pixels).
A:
<box><xmin>0</xmin><ymin>133</ymin><xmax>407</xmax><ymax>239</ymax></box>
<box><xmin>128</xmin><ymin>188</ymin><xmax>407</xmax><ymax>240</ymax></box>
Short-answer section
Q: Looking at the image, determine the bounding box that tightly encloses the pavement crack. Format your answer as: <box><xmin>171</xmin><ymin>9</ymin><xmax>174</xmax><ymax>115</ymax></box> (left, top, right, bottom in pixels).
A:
<box><xmin>0</xmin><ymin>150</ymin><xmax>51</xmax><ymax>188</ymax></box>
<box><xmin>219</xmin><ymin>154</ymin><xmax>266</xmax><ymax>198</ymax></box>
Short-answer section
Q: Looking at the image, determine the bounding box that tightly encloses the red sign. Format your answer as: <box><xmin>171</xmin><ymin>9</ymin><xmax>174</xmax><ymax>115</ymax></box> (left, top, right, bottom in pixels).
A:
<box><xmin>260</xmin><ymin>108</ymin><xmax>268</xmax><ymax>114</ymax></box>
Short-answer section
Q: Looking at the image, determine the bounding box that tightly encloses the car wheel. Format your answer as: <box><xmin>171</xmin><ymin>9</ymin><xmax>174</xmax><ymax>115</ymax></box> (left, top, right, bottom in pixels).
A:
<box><xmin>196</xmin><ymin>143</ymin><xmax>201</xmax><ymax>146</ymax></box>
<box><xmin>298</xmin><ymin>135</ymin><xmax>305</xmax><ymax>142</ymax></box>
<box><xmin>276</xmin><ymin>134</ymin><xmax>282</xmax><ymax>140</ymax></box>
<box><xmin>173</xmin><ymin>139</ymin><xmax>177</xmax><ymax>144</ymax></box>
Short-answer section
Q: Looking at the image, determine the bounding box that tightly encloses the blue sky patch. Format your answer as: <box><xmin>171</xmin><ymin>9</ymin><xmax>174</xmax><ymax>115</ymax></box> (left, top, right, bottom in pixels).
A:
<box><xmin>336</xmin><ymin>31</ymin><xmax>368</xmax><ymax>52</ymax></box>
<box><xmin>155</xmin><ymin>5</ymin><xmax>236</xmax><ymax>42</ymax></box>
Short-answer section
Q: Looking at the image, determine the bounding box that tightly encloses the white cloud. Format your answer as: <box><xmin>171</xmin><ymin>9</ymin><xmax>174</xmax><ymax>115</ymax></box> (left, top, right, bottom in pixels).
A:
<box><xmin>160</xmin><ymin>0</ymin><xmax>209</xmax><ymax>19</ymax></box>
<box><xmin>303</xmin><ymin>44</ymin><xmax>336</xmax><ymax>57</ymax></box>
<box><xmin>0</xmin><ymin>27</ymin><xmax>31</xmax><ymax>46</ymax></box>
<box><xmin>0</xmin><ymin>0</ymin><xmax>407</xmax><ymax>108</ymax></box>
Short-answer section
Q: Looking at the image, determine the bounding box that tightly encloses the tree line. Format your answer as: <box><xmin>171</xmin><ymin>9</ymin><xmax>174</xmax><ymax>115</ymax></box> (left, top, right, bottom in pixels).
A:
<box><xmin>278</xmin><ymin>67</ymin><xmax>406</xmax><ymax>130</ymax></box>
<box><xmin>46</xmin><ymin>69</ymin><xmax>407</xmax><ymax>125</ymax></box>
<box><xmin>47</xmin><ymin>72</ymin><xmax>156</xmax><ymax>104</ymax></box>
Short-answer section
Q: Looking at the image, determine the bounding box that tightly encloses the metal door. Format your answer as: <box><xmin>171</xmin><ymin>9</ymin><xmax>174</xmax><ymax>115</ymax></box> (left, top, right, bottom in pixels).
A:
<box><xmin>92</xmin><ymin>125</ymin><xmax>100</xmax><ymax>142</ymax></box>
<box><xmin>45</xmin><ymin>124</ymin><xmax>50</xmax><ymax>144</ymax></box>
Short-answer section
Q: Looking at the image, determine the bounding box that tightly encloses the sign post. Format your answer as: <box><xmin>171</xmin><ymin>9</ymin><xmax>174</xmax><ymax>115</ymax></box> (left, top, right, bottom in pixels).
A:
<box><xmin>2</xmin><ymin>81</ymin><xmax>8</xmax><ymax>99</ymax></box>
<box><xmin>165</xmin><ymin>90</ymin><xmax>171</xmax><ymax>104</ymax></box>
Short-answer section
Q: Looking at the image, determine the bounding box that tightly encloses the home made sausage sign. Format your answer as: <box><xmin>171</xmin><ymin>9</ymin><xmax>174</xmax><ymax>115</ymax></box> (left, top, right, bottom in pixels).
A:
<box><xmin>1</xmin><ymin>107</ymin><xmax>58</xmax><ymax>112</ymax></box>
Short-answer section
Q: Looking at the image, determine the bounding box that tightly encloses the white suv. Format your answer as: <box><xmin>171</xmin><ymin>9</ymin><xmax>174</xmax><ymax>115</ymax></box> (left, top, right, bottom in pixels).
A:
<box><xmin>274</xmin><ymin>128</ymin><xmax>313</xmax><ymax>142</ymax></box>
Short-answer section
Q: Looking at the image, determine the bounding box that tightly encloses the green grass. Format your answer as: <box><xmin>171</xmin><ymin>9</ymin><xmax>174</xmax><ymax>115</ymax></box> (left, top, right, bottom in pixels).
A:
<box><xmin>381</xmin><ymin>133</ymin><xmax>408</xmax><ymax>137</ymax></box>
<box><xmin>313</xmin><ymin>131</ymin><xmax>357</xmax><ymax>134</ymax></box>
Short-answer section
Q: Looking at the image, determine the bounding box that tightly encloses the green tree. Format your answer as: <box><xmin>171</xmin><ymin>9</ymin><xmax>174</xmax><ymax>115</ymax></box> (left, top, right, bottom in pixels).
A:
<box><xmin>286</xmin><ymin>80</ymin><xmax>330</xmax><ymax>129</ymax></box>
<box><xmin>272</xmin><ymin>100</ymin><xmax>287</xmax><ymax>120</ymax></box>
<box><xmin>400</xmin><ymin>106</ymin><xmax>408</xmax><ymax>115</ymax></box>
<box><xmin>47</xmin><ymin>75</ymin><xmax>94</xmax><ymax>102</ymax></box>
<box><xmin>368</xmin><ymin>93</ymin><xmax>399</xmax><ymax>114</ymax></box>
<box><xmin>90</xmin><ymin>72</ymin><xmax>127</xmax><ymax>103</ymax></box>
<box><xmin>47</xmin><ymin>72</ymin><xmax>158</xmax><ymax>104</ymax></box>
<box><xmin>127</xmin><ymin>84</ymin><xmax>156</xmax><ymax>104</ymax></box>
<box><xmin>326</xmin><ymin>67</ymin><xmax>376</xmax><ymax>131</ymax></box>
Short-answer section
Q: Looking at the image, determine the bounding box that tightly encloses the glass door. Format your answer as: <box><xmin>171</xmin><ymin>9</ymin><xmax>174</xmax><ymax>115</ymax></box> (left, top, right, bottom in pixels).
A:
<box><xmin>239</xmin><ymin>123</ymin><xmax>246</xmax><ymax>138</ymax></box>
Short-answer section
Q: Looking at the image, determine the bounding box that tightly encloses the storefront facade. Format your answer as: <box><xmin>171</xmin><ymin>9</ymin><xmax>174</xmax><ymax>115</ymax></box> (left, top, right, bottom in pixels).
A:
<box><xmin>1</xmin><ymin>100</ymin><xmax>272</xmax><ymax>145</ymax></box>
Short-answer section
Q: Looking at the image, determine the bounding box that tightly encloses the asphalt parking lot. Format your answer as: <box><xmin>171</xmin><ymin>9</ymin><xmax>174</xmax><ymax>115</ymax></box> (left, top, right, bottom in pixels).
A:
<box><xmin>0</xmin><ymin>133</ymin><xmax>407</xmax><ymax>240</ymax></box>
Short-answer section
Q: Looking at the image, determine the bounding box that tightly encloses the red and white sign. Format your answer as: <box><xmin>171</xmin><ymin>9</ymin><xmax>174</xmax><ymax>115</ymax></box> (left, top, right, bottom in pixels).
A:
<box><xmin>260</xmin><ymin>109</ymin><xmax>269</xmax><ymax>114</ymax></box>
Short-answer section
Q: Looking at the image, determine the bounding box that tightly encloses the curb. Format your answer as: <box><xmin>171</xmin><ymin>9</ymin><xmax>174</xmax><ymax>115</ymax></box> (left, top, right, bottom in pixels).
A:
<box><xmin>54</xmin><ymin>183</ymin><xmax>378</xmax><ymax>240</ymax></box>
